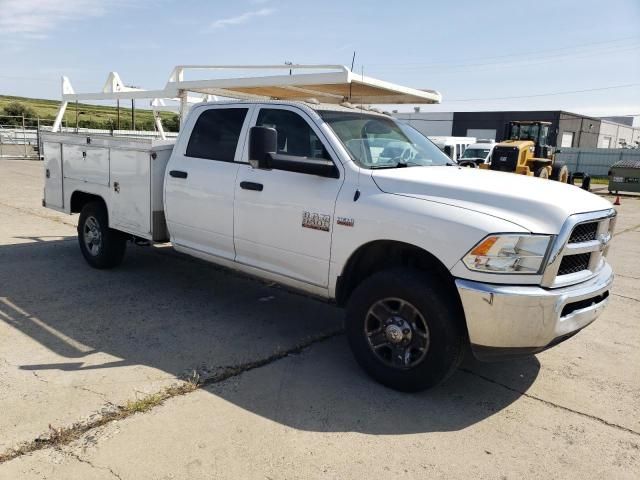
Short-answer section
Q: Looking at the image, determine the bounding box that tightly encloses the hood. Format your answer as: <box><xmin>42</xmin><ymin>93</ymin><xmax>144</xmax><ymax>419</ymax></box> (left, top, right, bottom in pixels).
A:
<box><xmin>371</xmin><ymin>166</ymin><xmax>613</xmax><ymax>233</ymax></box>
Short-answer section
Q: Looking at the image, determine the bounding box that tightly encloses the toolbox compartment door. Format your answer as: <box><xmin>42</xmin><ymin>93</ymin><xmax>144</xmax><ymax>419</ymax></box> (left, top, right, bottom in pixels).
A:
<box><xmin>109</xmin><ymin>149</ymin><xmax>151</xmax><ymax>236</ymax></box>
<box><xmin>63</xmin><ymin>144</ymin><xmax>110</xmax><ymax>186</ymax></box>
<box><xmin>43</xmin><ymin>141</ymin><xmax>64</xmax><ymax>208</ymax></box>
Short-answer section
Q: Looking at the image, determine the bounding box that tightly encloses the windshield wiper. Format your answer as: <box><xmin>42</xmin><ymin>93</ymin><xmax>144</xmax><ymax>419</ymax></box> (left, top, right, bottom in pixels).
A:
<box><xmin>369</xmin><ymin>161</ymin><xmax>428</xmax><ymax>169</ymax></box>
<box><xmin>369</xmin><ymin>164</ymin><xmax>401</xmax><ymax>169</ymax></box>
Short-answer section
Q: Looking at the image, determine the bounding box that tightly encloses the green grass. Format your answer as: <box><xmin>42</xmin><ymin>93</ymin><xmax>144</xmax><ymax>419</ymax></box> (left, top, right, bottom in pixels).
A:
<box><xmin>0</xmin><ymin>95</ymin><xmax>179</xmax><ymax>131</ymax></box>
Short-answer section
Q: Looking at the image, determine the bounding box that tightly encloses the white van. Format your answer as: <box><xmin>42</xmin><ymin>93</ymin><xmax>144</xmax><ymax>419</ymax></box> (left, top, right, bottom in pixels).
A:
<box><xmin>428</xmin><ymin>136</ymin><xmax>476</xmax><ymax>162</ymax></box>
<box><xmin>457</xmin><ymin>139</ymin><xmax>496</xmax><ymax>167</ymax></box>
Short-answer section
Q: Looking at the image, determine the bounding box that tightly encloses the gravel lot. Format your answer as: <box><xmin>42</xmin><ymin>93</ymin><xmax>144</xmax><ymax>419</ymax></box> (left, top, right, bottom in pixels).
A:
<box><xmin>0</xmin><ymin>159</ymin><xmax>638</xmax><ymax>479</ymax></box>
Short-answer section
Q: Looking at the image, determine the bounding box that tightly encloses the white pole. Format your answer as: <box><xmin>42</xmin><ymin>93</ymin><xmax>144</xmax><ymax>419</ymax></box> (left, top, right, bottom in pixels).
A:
<box><xmin>179</xmin><ymin>90</ymin><xmax>188</xmax><ymax>130</ymax></box>
<box><xmin>52</xmin><ymin>101</ymin><xmax>68</xmax><ymax>132</ymax></box>
<box><xmin>153</xmin><ymin>110</ymin><xmax>166</xmax><ymax>140</ymax></box>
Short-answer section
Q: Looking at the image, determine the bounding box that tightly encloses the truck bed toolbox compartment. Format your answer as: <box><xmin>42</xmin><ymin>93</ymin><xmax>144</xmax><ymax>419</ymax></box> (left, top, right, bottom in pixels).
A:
<box><xmin>41</xmin><ymin>132</ymin><xmax>174</xmax><ymax>241</ymax></box>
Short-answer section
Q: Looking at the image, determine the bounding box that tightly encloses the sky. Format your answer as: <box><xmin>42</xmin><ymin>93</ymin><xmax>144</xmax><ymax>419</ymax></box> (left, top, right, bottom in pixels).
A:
<box><xmin>0</xmin><ymin>0</ymin><xmax>639</xmax><ymax>118</ymax></box>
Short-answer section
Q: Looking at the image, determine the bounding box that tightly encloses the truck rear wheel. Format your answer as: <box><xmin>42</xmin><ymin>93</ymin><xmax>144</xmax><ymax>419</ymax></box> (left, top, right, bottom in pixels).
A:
<box><xmin>345</xmin><ymin>268</ymin><xmax>464</xmax><ymax>392</ymax></box>
<box><xmin>78</xmin><ymin>201</ymin><xmax>127</xmax><ymax>269</ymax></box>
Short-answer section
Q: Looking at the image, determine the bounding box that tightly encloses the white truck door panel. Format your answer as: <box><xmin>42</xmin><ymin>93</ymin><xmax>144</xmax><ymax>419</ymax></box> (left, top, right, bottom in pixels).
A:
<box><xmin>164</xmin><ymin>106</ymin><xmax>251</xmax><ymax>260</ymax></box>
<box><xmin>43</xmin><ymin>141</ymin><xmax>64</xmax><ymax>208</ymax></box>
<box><xmin>234</xmin><ymin>106</ymin><xmax>343</xmax><ymax>287</ymax></box>
<box><xmin>110</xmin><ymin>149</ymin><xmax>151</xmax><ymax>234</ymax></box>
<box><xmin>235</xmin><ymin>167</ymin><xmax>342</xmax><ymax>287</ymax></box>
<box><xmin>165</xmin><ymin>158</ymin><xmax>240</xmax><ymax>258</ymax></box>
<box><xmin>63</xmin><ymin>144</ymin><xmax>110</xmax><ymax>186</ymax></box>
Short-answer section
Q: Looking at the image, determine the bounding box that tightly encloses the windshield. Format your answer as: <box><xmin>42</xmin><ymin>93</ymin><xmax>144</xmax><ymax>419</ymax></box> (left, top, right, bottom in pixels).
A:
<box><xmin>319</xmin><ymin>111</ymin><xmax>452</xmax><ymax>168</ymax></box>
<box><xmin>461</xmin><ymin>148</ymin><xmax>491</xmax><ymax>159</ymax></box>
<box><xmin>510</xmin><ymin>123</ymin><xmax>539</xmax><ymax>141</ymax></box>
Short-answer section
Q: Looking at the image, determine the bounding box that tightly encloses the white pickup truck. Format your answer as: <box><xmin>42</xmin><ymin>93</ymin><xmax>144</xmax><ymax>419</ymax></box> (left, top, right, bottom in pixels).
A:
<box><xmin>42</xmin><ymin>66</ymin><xmax>616</xmax><ymax>391</ymax></box>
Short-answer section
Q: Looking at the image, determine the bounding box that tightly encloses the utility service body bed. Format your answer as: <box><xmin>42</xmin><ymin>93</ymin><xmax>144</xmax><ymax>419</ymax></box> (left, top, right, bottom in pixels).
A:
<box><xmin>42</xmin><ymin>132</ymin><xmax>174</xmax><ymax>241</ymax></box>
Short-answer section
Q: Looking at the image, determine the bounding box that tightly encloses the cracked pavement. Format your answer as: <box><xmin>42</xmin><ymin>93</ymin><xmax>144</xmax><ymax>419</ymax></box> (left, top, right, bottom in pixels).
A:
<box><xmin>0</xmin><ymin>160</ymin><xmax>638</xmax><ymax>479</ymax></box>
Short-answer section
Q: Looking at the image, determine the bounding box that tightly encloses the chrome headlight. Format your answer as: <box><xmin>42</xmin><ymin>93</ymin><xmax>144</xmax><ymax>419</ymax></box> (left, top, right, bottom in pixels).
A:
<box><xmin>463</xmin><ymin>234</ymin><xmax>551</xmax><ymax>274</ymax></box>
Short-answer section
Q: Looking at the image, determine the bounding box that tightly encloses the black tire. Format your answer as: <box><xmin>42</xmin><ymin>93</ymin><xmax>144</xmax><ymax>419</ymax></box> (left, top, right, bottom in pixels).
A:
<box><xmin>551</xmin><ymin>161</ymin><xmax>569</xmax><ymax>182</ymax></box>
<box><xmin>458</xmin><ymin>160</ymin><xmax>478</xmax><ymax>168</ymax></box>
<box><xmin>534</xmin><ymin>166</ymin><xmax>549</xmax><ymax>179</ymax></box>
<box><xmin>78</xmin><ymin>201</ymin><xmax>127</xmax><ymax>269</ymax></box>
<box><xmin>345</xmin><ymin>268</ymin><xmax>465</xmax><ymax>392</ymax></box>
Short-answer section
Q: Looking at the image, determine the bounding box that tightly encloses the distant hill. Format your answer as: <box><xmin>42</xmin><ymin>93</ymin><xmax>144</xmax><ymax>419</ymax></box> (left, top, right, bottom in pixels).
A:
<box><xmin>0</xmin><ymin>95</ymin><xmax>179</xmax><ymax>131</ymax></box>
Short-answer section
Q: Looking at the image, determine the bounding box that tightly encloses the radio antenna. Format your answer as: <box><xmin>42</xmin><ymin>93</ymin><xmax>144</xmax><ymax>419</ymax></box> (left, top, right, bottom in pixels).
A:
<box><xmin>349</xmin><ymin>51</ymin><xmax>356</xmax><ymax>100</ymax></box>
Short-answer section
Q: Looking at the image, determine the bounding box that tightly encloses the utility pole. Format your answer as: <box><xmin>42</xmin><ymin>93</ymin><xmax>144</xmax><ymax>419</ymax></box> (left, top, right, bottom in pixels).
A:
<box><xmin>116</xmin><ymin>99</ymin><xmax>120</xmax><ymax>130</ymax></box>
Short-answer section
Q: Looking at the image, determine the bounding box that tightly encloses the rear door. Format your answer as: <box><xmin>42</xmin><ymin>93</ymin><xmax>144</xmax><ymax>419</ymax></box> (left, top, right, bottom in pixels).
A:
<box><xmin>164</xmin><ymin>105</ymin><xmax>252</xmax><ymax>260</ymax></box>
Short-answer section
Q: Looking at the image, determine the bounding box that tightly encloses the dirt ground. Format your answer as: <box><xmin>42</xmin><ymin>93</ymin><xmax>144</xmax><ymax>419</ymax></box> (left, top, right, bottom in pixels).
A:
<box><xmin>0</xmin><ymin>159</ymin><xmax>638</xmax><ymax>479</ymax></box>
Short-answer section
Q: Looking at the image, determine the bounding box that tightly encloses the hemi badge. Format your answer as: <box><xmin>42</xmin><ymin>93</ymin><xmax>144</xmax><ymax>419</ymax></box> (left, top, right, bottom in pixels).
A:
<box><xmin>336</xmin><ymin>217</ymin><xmax>354</xmax><ymax>227</ymax></box>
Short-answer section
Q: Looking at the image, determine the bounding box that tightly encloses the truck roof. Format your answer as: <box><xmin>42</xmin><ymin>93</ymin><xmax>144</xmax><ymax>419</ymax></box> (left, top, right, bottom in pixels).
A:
<box><xmin>190</xmin><ymin>99</ymin><xmax>392</xmax><ymax>116</ymax></box>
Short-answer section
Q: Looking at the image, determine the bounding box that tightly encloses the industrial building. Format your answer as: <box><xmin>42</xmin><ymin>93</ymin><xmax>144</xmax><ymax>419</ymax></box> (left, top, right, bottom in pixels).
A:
<box><xmin>395</xmin><ymin>110</ymin><xmax>640</xmax><ymax>149</ymax></box>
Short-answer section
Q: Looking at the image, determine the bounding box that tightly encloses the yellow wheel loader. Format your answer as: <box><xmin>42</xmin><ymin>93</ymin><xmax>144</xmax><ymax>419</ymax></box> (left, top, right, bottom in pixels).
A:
<box><xmin>481</xmin><ymin>121</ymin><xmax>569</xmax><ymax>182</ymax></box>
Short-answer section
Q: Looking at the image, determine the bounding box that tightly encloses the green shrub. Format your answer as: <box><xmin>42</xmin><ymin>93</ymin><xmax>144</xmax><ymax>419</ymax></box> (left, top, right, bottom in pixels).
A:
<box><xmin>1</xmin><ymin>102</ymin><xmax>38</xmax><ymax>126</ymax></box>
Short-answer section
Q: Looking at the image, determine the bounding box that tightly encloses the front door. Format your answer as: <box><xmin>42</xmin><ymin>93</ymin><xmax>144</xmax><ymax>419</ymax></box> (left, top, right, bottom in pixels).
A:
<box><xmin>234</xmin><ymin>106</ymin><xmax>344</xmax><ymax>287</ymax></box>
<box><xmin>164</xmin><ymin>105</ymin><xmax>252</xmax><ymax>260</ymax></box>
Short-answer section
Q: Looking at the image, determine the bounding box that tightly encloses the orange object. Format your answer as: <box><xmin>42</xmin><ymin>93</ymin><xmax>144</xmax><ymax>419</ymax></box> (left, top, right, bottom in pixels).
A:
<box><xmin>614</xmin><ymin>195</ymin><xmax>621</xmax><ymax>206</ymax></box>
<box><xmin>470</xmin><ymin>236</ymin><xmax>499</xmax><ymax>256</ymax></box>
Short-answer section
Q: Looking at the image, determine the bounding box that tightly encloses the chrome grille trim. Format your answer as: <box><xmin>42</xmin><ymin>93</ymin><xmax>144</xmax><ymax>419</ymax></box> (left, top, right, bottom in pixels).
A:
<box><xmin>541</xmin><ymin>208</ymin><xmax>616</xmax><ymax>288</ymax></box>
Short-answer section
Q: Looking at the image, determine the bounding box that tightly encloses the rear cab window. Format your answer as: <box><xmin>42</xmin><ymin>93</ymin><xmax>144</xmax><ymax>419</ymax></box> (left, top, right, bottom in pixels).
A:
<box><xmin>186</xmin><ymin>108</ymin><xmax>248</xmax><ymax>162</ymax></box>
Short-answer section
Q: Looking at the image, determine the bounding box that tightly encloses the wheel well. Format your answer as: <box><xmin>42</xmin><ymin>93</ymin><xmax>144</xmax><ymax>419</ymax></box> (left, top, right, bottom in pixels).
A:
<box><xmin>335</xmin><ymin>240</ymin><xmax>457</xmax><ymax>307</ymax></box>
<box><xmin>70</xmin><ymin>191</ymin><xmax>107</xmax><ymax>219</ymax></box>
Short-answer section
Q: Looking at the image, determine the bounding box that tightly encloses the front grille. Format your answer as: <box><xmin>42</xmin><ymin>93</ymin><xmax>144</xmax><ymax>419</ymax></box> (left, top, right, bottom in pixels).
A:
<box><xmin>544</xmin><ymin>211</ymin><xmax>615</xmax><ymax>287</ymax></box>
<box><xmin>569</xmin><ymin>222</ymin><xmax>598</xmax><ymax>243</ymax></box>
<box><xmin>558</xmin><ymin>253</ymin><xmax>591</xmax><ymax>275</ymax></box>
<box><xmin>490</xmin><ymin>147</ymin><xmax>519</xmax><ymax>172</ymax></box>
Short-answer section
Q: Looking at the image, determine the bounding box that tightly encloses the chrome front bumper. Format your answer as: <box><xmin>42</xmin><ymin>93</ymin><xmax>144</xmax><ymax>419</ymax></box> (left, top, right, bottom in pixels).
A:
<box><xmin>456</xmin><ymin>263</ymin><xmax>614</xmax><ymax>361</ymax></box>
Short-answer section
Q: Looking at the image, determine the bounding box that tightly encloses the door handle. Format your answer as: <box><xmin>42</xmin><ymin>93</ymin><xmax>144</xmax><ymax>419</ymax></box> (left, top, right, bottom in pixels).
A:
<box><xmin>240</xmin><ymin>181</ymin><xmax>263</xmax><ymax>191</ymax></box>
<box><xmin>169</xmin><ymin>170</ymin><xmax>188</xmax><ymax>179</ymax></box>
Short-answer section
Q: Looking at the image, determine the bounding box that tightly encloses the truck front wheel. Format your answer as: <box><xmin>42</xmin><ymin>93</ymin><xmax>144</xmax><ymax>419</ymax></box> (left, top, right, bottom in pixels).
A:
<box><xmin>345</xmin><ymin>269</ymin><xmax>464</xmax><ymax>392</ymax></box>
<box><xmin>78</xmin><ymin>201</ymin><xmax>127</xmax><ymax>269</ymax></box>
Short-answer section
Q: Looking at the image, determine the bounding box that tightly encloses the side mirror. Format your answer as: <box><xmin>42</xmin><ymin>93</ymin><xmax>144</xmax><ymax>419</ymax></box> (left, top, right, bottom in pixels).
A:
<box><xmin>249</xmin><ymin>126</ymin><xmax>277</xmax><ymax>169</ymax></box>
<box><xmin>248</xmin><ymin>125</ymin><xmax>339</xmax><ymax>178</ymax></box>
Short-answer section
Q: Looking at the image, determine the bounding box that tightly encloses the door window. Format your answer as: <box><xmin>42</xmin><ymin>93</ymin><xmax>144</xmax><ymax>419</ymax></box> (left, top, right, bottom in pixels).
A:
<box><xmin>186</xmin><ymin>108</ymin><xmax>248</xmax><ymax>161</ymax></box>
<box><xmin>256</xmin><ymin>108</ymin><xmax>328</xmax><ymax>159</ymax></box>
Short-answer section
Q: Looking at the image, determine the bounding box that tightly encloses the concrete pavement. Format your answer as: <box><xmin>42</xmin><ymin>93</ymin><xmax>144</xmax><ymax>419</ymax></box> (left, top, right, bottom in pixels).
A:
<box><xmin>0</xmin><ymin>160</ymin><xmax>638</xmax><ymax>479</ymax></box>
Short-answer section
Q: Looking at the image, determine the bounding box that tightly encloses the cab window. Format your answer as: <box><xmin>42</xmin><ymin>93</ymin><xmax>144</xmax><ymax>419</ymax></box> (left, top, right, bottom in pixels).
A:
<box><xmin>256</xmin><ymin>108</ymin><xmax>328</xmax><ymax>159</ymax></box>
<box><xmin>186</xmin><ymin>108</ymin><xmax>248</xmax><ymax>162</ymax></box>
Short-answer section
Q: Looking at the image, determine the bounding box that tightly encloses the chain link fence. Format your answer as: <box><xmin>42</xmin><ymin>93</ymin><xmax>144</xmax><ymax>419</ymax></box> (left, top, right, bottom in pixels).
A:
<box><xmin>555</xmin><ymin>148</ymin><xmax>640</xmax><ymax>179</ymax></box>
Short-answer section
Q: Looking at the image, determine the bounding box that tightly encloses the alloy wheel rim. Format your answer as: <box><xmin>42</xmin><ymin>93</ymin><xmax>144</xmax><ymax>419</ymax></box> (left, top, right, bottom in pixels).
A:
<box><xmin>364</xmin><ymin>297</ymin><xmax>430</xmax><ymax>369</ymax></box>
<box><xmin>83</xmin><ymin>216</ymin><xmax>102</xmax><ymax>256</ymax></box>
